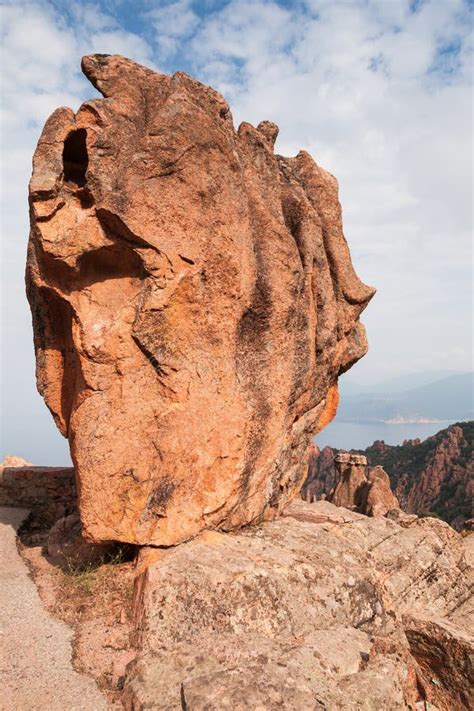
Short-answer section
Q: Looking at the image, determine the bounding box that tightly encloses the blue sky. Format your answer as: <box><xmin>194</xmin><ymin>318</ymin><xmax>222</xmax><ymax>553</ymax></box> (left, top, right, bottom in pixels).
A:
<box><xmin>1</xmin><ymin>0</ymin><xmax>473</xmax><ymax>463</ymax></box>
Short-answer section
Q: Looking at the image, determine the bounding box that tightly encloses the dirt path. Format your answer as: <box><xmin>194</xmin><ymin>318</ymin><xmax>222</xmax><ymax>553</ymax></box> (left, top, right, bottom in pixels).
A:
<box><xmin>0</xmin><ymin>507</ymin><xmax>107</xmax><ymax>711</ymax></box>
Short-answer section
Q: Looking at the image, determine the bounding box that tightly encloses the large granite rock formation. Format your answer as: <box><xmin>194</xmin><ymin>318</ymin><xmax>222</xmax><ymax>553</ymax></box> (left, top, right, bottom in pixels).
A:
<box><xmin>26</xmin><ymin>54</ymin><xmax>374</xmax><ymax>545</ymax></box>
<box><xmin>124</xmin><ymin>500</ymin><xmax>473</xmax><ymax>710</ymax></box>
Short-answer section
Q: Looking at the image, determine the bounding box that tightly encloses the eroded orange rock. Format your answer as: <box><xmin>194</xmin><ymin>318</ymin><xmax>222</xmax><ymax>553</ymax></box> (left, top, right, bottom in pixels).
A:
<box><xmin>26</xmin><ymin>54</ymin><xmax>374</xmax><ymax>545</ymax></box>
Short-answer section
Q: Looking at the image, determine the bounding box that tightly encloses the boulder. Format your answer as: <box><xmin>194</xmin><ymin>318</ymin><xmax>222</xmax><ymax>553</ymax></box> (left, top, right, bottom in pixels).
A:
<box><xmin>123</xmin><ymin>500</ymin><xmax>473</xmax><ymax>710</ymax></box>
<box><xmin>329</xmin><ymin>456</ymin><xmax>400</xmax><ymax>518</ymax></box>
<box><xmin>26</xmin><ymin>54</ymin><xmax>374</xmax><ymax>545</ymax></box>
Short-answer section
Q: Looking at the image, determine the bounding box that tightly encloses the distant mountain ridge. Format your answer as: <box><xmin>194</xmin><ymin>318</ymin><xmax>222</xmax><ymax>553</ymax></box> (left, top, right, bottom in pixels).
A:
<box><xmin>302</xmin><ymin>421</ymin><xmax>473</xmax><ymax>530</ymax></box>
<box><xmin>337</xmin><ymin>372</ymin><xmax>473</xmax><ymax>424</ymax></box>
<box><xmin>343</xmin><ymin>370</ymin><xmax>467</xmax><ymax>396</ymax></box>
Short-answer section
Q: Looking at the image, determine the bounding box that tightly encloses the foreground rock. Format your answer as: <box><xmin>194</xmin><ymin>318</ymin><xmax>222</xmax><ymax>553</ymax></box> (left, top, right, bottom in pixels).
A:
<box><xmin>26</xmin><ymin>54</ymin><xmax>374</xmax><ymax>546</ymax></box>
<box><xmin>124</xmin><ymin>500</ymin><xmax>473</xmax><ymax>710</ymax></box>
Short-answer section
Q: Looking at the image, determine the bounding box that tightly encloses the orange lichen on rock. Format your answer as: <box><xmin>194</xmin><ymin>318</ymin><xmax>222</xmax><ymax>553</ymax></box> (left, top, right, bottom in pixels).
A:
<box><xmin>26</xmin><ymin>54</ymin><xmax>374</xmax><ymax>545</ymax></box>
<box><xmin>316</xmin><ymin>383</ymin><xmax>339</xmax><ymax>433</ymax></box>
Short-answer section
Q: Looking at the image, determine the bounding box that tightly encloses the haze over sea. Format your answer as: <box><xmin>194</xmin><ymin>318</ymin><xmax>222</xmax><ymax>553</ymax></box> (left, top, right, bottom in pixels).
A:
<box><xmin>314</xmin><ymin>420</ymin><xmax>456</xmax><ymax>451</ymax></box>
<box><xmin>315</xmin><ymin>370</ymin><xmax>473</xmax><ymax>450</ymax></box>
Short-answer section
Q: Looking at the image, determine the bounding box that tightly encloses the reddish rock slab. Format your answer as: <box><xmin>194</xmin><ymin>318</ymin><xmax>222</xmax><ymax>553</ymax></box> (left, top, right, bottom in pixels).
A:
<box><xmin>26</xmin><ymin>54</ymin><xmax>374</xmax><ymax>545</ymax></box>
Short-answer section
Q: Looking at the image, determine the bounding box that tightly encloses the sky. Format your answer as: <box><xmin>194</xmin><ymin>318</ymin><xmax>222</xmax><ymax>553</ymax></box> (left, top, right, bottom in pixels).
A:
<box><xmin>1</xmin><ymin>0</ymin><xmax>473</xmax><ymax>464</ymax></box>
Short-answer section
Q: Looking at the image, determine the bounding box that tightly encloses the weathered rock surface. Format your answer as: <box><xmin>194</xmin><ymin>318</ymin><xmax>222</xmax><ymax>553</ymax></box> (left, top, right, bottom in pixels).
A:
<box><xmin>124</xmin><ymin>500</ymin><xmax>473</xmax><ymax>710</ymax></box>
<box><xmin>26</xmin><ymin>54</ymin><xmax>374</xmax><ymax>545</ymax></box>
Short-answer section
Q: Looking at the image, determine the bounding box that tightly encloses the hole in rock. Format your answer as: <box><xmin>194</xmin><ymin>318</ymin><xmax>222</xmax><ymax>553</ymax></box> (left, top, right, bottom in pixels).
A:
<box><xmin>77</xmin><ymin>243</ymin><xmax>145</xmax><ymax>284</ymax></box>
<box><xmin>63</xmin><ymin>129</ymin><xmax>88</xmax><ymax>187</ymax></box>
<box><xmin>77</xmin><ymin>189</ymin><xmax>94</xmax><ymax>209</ymax></box>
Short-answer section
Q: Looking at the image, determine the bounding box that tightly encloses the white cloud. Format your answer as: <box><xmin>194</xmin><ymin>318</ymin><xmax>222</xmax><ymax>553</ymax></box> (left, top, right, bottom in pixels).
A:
<box><xmin>68</xmin><ymin>2</ymin><xmax>119</xmax><ymax>33</ymax></box>
<box><xmin>192</xmin><ymin>0</ymin><xmax>295</xmax><ymax>63</ymax></box>
<box><xmin>183</xmin><ymin>0</ymin><xmax>472</xmax><ymax>386</ymax></box>
<box><xmin>84</xmin><ymin>29</ymin><xmax>153</xmax><ymax>63</ymax></box>
<box><xmin>147</xmin><ymin>0</ymin><xmax>199</xmax><ymax>60</ymax></box>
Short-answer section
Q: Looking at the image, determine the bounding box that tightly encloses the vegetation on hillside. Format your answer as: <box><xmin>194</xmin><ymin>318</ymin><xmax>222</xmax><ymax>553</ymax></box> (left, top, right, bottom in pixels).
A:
<box><xmin>357</xmin><ymin>422</ymin><xmax>473</xmax><ymax>527</ymax></box>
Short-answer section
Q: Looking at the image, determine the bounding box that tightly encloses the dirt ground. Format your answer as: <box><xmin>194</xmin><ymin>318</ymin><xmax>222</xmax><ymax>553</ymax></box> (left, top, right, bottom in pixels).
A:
<box><xmin>17</xmin><ymin>512</ymin><xmax>138</xmax><ymax>709</ymax></box>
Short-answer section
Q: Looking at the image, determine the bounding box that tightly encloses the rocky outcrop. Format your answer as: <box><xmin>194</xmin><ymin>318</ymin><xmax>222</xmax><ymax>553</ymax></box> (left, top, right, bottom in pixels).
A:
<box><xmin>303</xmin><ymin>443</ymin><xmax>336</xmax><ymax>501</ymax></box>
<box><xmin>1</xmin><ymin>455</ymin><xmax>32</xmax><ymax>468</ymax></box>
<box><xmin>26</xmin><ymin>54</ymin><xmax>374</xmax><ymax>546</ymax></box>
<box><xmin>400</xmin><ymin>424</ymin><xmax>473</xmax><ymax>528</ymax></box>
<box><xmin>329</xmin><ymin>452</ymin><xmax>368</xmax><ymax>510</ymax></box>
<box><xmin>303</xmin><ymin>422</ymin><xmax>473</xmax><ymax>529</ymax></box>
<box><xmin>326</xmin><ymin>453</ymin><xmax>400</xmax><ymax>517</ymax></box>
<box><xmin>362</xmin><ymin>465</ymin><xmax>401</xmax><ymax>517</ymax></box>
<box><xmin>123</xmin><ymin>500</ymin><xmax>473</xmax><ymax>710</ymax></box>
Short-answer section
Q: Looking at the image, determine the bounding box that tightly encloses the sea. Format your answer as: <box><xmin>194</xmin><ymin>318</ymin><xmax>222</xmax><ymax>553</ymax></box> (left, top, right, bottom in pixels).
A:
<box><xmin>313</xmin><ymin>420</ymin><xmax>457</xmax><ymax>451</ymax></box>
